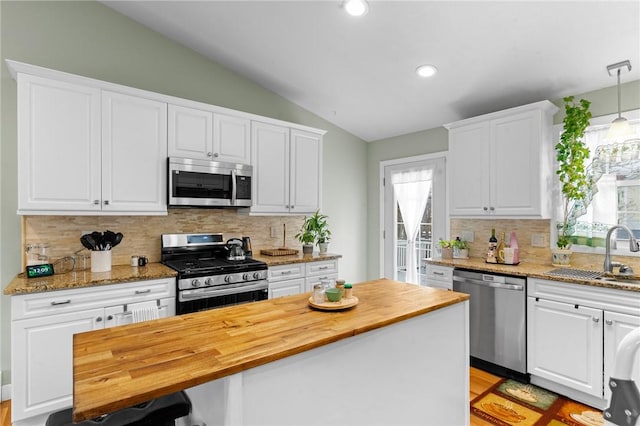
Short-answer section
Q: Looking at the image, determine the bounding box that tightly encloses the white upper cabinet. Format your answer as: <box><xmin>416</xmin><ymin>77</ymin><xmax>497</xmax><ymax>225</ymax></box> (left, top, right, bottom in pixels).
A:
<box><xmin>17</xmin><ymin>74</ymin><xmax>102</xmax><ymax>213</ymax></box>
<box><xmin>101</xmin><ymin>91</ymin><xmax>167</xmax><ymax>213</ymax></box>
<box><xmin>168</xmin><ymin>104</ymin><xmax>250</xmax><ymax>164</ymax></box>
<box><xmin>445</xmin><ymin>100</ymin><xmax>558</xmax><ymax>218</ymax></box>
<box><xmin>251</xmin><ymin>122</ymin><xmax>322</xmax><ymax>215</ymax></box>
<box><xmin>15</xmin><ymin>72</ymin><xmax>168</xmax><ymax>215</ymax></box>
<box><xmin>213</xmin><ymin>113</ymin><xmax>251</xmax><ymax>164</ymax></box>
<box><xmin>168</xmin><ymin>104</ymin><xmax>212</xmax><ymax>159</ymax></box>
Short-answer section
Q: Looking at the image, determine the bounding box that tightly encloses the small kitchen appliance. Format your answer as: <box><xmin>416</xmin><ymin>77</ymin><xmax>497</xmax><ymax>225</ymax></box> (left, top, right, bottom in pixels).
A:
<box><xmin>161</xmin><ymin>233</ymin><xmax>268</xmax><ymax>315</ymax></box>
<box><xmin>168</xmin><ymin>157</ymin><xmax>252</xmax><ymax>208</ymax></box>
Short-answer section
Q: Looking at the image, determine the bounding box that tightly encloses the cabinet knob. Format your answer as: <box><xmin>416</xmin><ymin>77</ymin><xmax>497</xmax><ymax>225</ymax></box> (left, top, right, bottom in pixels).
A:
<box><xmin>107</xmin><ymin>315</ymin><xmax>114</xmax><ymax>321</ymax></box>
<box><xmin>606</xmin><ymin>319</ymin><xmax>613</xmax><ymax>325</ymax></box>
<box><xmin>103</xmin><ymin>200</ymin><xmax>110</xmax><ymax>206</ymax></box>
<box><xmin>94</xmin><ymin>200</ymin><xmax>100</xmax><ymax>205</ymax></box>
<box><xmin>593</xmin><ymin>317</ymin><xmax>600</xmax><ymax>323</ymax></box>
<box><xmin>489</xmin><ymin>206</ymin><xmax>495</xmax><ymax>211</ymax></box>
<box><xmin>96</xmin><ymin>316</ymin><xmax>103</xmax><ymax>322</ymax></box>
<box><xmin>483</xmin><ymin>206</ymin><xmax>488</xmax><ymax>211</ymax></box>
<box><xmin>291</xmin><ymin>205</ymin><xmax>295</xmax><ymax>209</ymax></box>
<box><xmin>213</xmin><ymin>152</ymin><xmax>219</xmax><ymax>158</ymax></box>
<box><xmin>207</xmin><ymin>152</ymin><xmax>213</xmax><ymax>157</ymax></box>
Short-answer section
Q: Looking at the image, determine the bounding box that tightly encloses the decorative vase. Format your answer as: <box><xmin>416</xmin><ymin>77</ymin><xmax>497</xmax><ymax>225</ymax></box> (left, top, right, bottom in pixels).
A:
<box><xmin>453</xmin><ymin>248</ymin><xmax>469</xmax><ymax>259</ymax></box>
<box><xmin>318</xmin><ymin>242</ymin><xmax>329</xmax><ymax>254</ymax></box>
<box><xmin>441</xmin><ymin>247</ymin><xmax>453</xmax><ymax>259</ymax></box>
<box><xmin>302</xmin><ymin>244</ymin><xmax>314</xmax><ymax>255</ymax></box>
<box><xmin>551</xmin><ymin>249</ymin><xmax>572</xmax><ymax>267</ymax></box>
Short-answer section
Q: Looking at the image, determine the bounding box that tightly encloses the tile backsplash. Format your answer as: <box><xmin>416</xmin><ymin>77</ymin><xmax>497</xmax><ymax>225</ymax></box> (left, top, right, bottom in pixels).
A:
<box><xmin>22</xmin><ymin>209</ymin><xmax>305</xmax><ymax>268</ymax></box>
<box><xmin>450</xmin><ymin>218</ymin><xmax>640</xmax><ymax>271</ymax></box>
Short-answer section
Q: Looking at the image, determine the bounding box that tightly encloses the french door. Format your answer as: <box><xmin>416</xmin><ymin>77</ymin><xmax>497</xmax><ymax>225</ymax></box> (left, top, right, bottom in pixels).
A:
<box><xmin>381</xmin><ymin>155</ymin><xmax>446</xmax><ymax>284</ymax></box>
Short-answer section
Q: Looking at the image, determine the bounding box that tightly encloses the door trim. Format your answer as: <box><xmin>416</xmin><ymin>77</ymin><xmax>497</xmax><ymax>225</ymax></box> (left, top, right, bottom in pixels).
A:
<box><xmin>379</xmin><ymin>152</ymin><xmax>449</xmax><ymax>279</ymax></box>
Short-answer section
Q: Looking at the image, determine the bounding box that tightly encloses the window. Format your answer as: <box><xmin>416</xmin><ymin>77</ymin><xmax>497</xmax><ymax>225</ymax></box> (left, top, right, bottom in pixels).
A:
<box><xmin>555</xmin><ymin>110</ymin><xmax>640</xmax><ymax>255</ymax></box>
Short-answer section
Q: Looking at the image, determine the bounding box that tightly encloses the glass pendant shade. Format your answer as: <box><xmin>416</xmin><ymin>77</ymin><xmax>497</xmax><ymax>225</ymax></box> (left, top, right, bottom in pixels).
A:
<box><xmin>606</xmin><ymin>116</ymin><xmax>634</xmax><ymax>140</ymax></box>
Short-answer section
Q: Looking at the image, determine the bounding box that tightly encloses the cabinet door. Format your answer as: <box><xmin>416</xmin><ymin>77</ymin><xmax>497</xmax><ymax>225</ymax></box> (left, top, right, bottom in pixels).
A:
<box><xmin>168</xmin><ymin>104</ymin><xmax>213</xmax><ymax>160</ymax></box>
<box><xmin>11</xmin><ymin>308</ymin><xmax>104</xmax><ymax>421</ymax></box>
<box><xmin>289</xmin><ymin>129</ymin><xmax>322</xmax><ymax>214</ymax></box>
<box><xmin>604</xmin><ymin>311</ymin><xmax>640</xmax><ymax>402</ymax></box>
<box><xmin>527</xmin><ymin>298</ymin><xmax>603</xmax><ymax>397</ymax></box>
<box><xmin>491</xmin><ymin>111</ymin><xmax>543</xmax><ymax>216</ymax></box>
<box><xmin>269</xmin><ymin>278</ymin><xmax>306</xmax><ymax>299</ymax></box>
<box><xmin>448</xmin><ymin>122</ymin><xmax>491</xmax><ymax>216</ymax></box>
<box><xmin>17</xmin><ymin>74</ymin><xmax>101</xmax><ymax>213</ymax></box>
<box><xmin>214</xmin><ymin>113</ymin><xmax>251</xmax><ymax>164</ymax></box>
<box><xmin>251</xmin><ymin>122</ymin><xmax>290</xmax><ymax>213</ymax></box>
<box><xmin>102</xmin><ymin>91</ymin><xmax>167</xmax><ymax>213</ymax></box>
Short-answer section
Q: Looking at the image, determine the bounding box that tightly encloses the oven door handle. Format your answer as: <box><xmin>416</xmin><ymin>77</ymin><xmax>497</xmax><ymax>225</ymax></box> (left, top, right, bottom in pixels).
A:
<box><xmin>180</xmin><ymin>281</ymin><xmax>268</xmax><ymax>300</ymax></box>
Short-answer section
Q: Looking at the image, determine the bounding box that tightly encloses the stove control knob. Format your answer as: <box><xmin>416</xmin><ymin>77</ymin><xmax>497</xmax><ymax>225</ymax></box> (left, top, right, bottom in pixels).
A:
<box><xmin>205</xmin><ymin>278</ymin><xmax>214</xmax><ymax>286</ymax></box>
<box><xmin>253</xmin><ymin>272</ymin><xmax>262</xmax><ymax>280</ymax></box>
<box><xmin>224</xmin><ymin>275</ymin><xmax>232</xmax><ymax>283</ymax></box>
<box><xmin>242</xmin><ymin>273</ymin><xmax>250</xmax><ymax>280</ymax></box>
<box><xmin>191</xmin><ymin>279</ymin><xmax>202</xmax><ymax>288</ymax></box>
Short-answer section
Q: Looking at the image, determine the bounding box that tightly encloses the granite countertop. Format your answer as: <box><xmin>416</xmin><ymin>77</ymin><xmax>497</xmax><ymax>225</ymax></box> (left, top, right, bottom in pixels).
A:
<box><xmin>252</xmin><ymin>252</ymin><xmax>342</xmax><ymax>266</ymax></box>
<box><xmin>3</xmin><ymin>263</ymin><xmax>177</xmax><ymax>295</ymax></box>
<box><xmin>426</xmin><ymin>257</ymin><xmax>640</xmax><ymax>292</ymax></box>
<box><xmin>72</xmin><ymin>279</ymin><xmax>467</xmax><ymax>422</ymax></box>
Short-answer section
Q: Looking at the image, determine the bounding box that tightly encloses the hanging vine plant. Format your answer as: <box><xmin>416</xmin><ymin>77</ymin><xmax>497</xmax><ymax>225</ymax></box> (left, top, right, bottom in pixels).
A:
<box><xmin>556</xmin><ymin>96</ymin><xmax>592</xmax><ymax>249</ymax></box>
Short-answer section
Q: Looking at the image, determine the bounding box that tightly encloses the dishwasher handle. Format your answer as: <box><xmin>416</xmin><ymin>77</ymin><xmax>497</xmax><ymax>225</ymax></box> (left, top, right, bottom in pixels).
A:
<box><xmin>453</xmin><ymin>274</ymin><xmax>524</xmax><ymax>291</ymax></box>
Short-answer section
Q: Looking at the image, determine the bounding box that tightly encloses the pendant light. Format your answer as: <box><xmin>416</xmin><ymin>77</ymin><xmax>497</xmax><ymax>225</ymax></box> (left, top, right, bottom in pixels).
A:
<box><xmin>606</xmin><ymin>60</ymin><xmax>634</xmax><ymax>140</ymax></box>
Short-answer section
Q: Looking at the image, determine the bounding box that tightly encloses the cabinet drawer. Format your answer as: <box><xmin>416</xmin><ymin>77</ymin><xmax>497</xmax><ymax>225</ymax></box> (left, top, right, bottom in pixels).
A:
<box><xmin>268</xmin><ymin>263</ymin><xmax>305</xmax><ymax>283</ymax></box>
<box><xmin>425</xmin><ymin>265</ymin><xmax>453</xmax><ymax>281</ymax></box>
<box><xmin>269</xmin><ymin>278</ymin><xmax>306</xmax><ymax>299</ymax></box>
<box><xmin>12</xmin><ymin>278</ymin><xmax>176</xmax><ymax>320</ymax></box>
<box><xmin>306</xmin><ymin>259</ymin><xmax>339</xmax><ymax>277</ymax></box>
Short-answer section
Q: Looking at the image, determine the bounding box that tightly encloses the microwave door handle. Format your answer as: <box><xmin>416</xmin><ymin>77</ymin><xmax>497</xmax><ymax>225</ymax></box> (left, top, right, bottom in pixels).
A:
<box><xmin>231</xmin><ymin>169</ymin><xmax>237</xmax><ymax>206</ymax></box>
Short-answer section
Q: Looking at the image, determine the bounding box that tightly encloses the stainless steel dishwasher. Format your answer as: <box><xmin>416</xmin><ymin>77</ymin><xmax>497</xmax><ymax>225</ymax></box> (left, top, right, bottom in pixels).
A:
<box><xmin>453</xmin><ymin>268</ymin><xmax>527</xmax><ymax>380</ymax></box>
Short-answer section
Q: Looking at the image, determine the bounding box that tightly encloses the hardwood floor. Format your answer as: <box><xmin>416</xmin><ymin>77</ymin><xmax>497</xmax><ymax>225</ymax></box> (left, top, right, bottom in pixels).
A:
<box><xmin>0</xmin><ymin>399</ymin><xmax>9</xmax><ymax>426</ymax></box>
<box><xmin>0</xmin><ymin>367</ymin><xmax>500</xmax><ymax>426</ymax></box>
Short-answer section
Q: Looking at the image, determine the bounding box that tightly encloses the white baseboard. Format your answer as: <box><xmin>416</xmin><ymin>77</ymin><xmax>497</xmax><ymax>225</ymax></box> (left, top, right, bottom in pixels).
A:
<box><xmin>1</xmin><ymin>382</ymin><xmax>11</xmax><ymax>402</ymax></box>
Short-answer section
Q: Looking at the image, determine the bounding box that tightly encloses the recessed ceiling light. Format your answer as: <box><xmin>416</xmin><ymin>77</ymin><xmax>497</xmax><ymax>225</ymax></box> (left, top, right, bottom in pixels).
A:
<box><xmin>344</xmin><ymin>0</ymin><xmax>369</xmax><ymax>17</ymax></box>
<box><xmin>416</xmin><ymin>64</ymin><xmax>438</xmax><ymax>78</ymax></box>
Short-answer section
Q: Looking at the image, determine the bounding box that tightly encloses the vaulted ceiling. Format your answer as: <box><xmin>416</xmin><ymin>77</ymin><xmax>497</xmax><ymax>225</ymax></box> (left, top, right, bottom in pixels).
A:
<box><xmin>103</xmin><ymin>1</ymin><xmax>640</xmax><ymax>142</ymax></box>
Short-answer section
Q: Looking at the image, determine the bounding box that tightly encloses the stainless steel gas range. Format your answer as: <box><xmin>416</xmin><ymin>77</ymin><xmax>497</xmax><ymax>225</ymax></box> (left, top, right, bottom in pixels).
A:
<box><xmin>161</xmin><ymin>233</ymin><xmax>268</xmax><ymax>315</ymax></box>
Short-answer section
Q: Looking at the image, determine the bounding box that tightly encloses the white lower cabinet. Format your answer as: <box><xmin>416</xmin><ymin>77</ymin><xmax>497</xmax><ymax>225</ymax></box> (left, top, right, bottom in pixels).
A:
<box><xmin>527</xmin><ymin>278</ymin><xmax>640</xmax><ymax>409</ymax></box>
<box><xmin>424</xmin><ymin>264</ymin><xmax>453</xmax><ymax>290</ymax></box>
<box><xmin>528</xmin><ymin>298</ymin><xmax>603</xmax><ymax>397</ymax></box>
<box><xmin>11</xmin><ymin>278</ymin><xmax>176</xmax><ymax>425</ymax></box>
<box><xmin>268</xmin><ymin>259</ymin><xmax>339</xmax><ymax>298</ymax></box>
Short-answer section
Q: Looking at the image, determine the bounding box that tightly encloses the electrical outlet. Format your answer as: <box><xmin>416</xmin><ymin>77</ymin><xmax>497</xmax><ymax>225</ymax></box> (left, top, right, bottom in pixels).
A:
<box><xmin>531</xmin><ymin>233</ymin><xmax>547</xmax><ymax>247</ymax></box>
<box><xmin>460</xmin><ymin>231</ymin><xmax>474</xmax><ymax>242</ymax></box>
<box><xmin>270</xmin><ymin>226</ymin><xmax>278</xmax><ymax>238</ymax></box>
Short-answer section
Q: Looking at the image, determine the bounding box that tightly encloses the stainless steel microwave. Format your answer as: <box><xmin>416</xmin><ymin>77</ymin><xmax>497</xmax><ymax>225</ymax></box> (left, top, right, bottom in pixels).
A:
<box><xmin>168</xmin><ymin>157</ymin><xmax>252</xmax><ymax>208</ymax></box>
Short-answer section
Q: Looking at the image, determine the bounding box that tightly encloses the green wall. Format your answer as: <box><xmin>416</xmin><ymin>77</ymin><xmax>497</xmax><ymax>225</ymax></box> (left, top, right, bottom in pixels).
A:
<box><xmin>0</xmin><ymin>1</ymin><xmax>368</xmax><ymax>387</ymax></box>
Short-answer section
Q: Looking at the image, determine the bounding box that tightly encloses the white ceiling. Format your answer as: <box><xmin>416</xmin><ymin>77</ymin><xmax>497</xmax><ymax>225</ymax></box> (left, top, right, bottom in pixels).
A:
<box><xmin>102</xmin><ymin>1</ymin><xmax>640</xmax><ymax>142</ymax></box>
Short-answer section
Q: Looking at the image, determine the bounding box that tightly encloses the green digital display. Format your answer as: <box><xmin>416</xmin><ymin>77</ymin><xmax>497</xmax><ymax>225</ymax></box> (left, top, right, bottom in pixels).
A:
<box><xmin>26</xmin><ymin>263</ymin><xmax>54</xmax><ymax>278</ymax></box>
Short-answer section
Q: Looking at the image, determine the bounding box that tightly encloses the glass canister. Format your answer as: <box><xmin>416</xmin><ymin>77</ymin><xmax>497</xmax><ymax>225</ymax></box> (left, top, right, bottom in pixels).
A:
<box><xmin>313</xmin><ymin>283</ymin><xmax>327</xmax><ymax>303</ymax></box>
<box><xmin>26</xmin><ymin>243</ymin><xmax>49</xmax><ymax>266</ymax></box>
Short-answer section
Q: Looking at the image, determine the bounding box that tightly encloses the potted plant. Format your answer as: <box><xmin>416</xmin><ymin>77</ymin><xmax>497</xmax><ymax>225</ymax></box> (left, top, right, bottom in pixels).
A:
<box><xmin>554</xmin><ymin>96</ymin><xmax>592</xmax><ymax>266</ymax></box>
<box><xmin>438</xmin><ymin>239</ymin><xmax>454</xmax><ymax>259</ymax></box>
<box><xmin>295</xmin><ymin>211</ymin><xmax>331</xmax><ymax>255</ymax></box>
<box><xmin>452</xmin><ymin>237</ymin><xmax>469</xmax><ymax>259</ymax></box>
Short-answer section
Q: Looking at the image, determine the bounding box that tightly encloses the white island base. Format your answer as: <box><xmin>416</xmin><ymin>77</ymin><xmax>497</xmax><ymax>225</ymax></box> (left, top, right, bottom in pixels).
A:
<box><xmin>182</xmin><ymin>302</ymin><xmax>470</xmax><ymax>426</ymax></box>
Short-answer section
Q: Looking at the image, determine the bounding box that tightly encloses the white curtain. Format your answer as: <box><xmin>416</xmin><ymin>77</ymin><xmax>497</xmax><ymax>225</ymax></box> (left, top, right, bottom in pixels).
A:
<box><xmin>392</xmin><ymin>168</ymin><xmax>432</xmax><ymax>284</ymax></box>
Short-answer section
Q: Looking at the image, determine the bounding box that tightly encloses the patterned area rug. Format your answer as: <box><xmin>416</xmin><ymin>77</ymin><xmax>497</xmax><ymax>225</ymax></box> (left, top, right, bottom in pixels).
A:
<box><xmin>471</xmin><ymin>379</ymin><xmax>604</xmax><ymax>425</ymax></box>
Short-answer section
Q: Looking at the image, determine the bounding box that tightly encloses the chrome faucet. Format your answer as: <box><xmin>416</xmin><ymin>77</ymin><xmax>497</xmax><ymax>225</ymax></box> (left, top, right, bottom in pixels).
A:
<box><xmin>604</xmin><ymin>225</ymin><xmax>640</xmax><ymax>274</ymax></box>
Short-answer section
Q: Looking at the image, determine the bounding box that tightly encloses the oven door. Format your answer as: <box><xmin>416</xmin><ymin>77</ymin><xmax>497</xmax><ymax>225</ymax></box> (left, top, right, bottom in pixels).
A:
<box><xmin>168</xmin><ymin>157</ymin><xmax>252</xmax><ymax>207</ymax></box>
<box><xmin>177</xmin><ymin>280</ymin><xmax>268</xmax><ymax>314</ymax></box>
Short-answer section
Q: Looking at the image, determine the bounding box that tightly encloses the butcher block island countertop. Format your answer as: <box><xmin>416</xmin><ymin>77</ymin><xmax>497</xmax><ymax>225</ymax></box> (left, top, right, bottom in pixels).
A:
<box><xmin>73</xmin><ymin>279</ymin><xmax>469</xmax><ymax>424</ymax></box>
